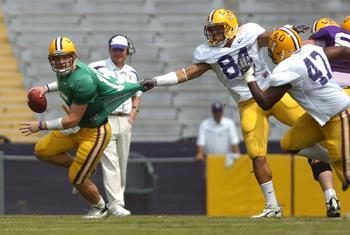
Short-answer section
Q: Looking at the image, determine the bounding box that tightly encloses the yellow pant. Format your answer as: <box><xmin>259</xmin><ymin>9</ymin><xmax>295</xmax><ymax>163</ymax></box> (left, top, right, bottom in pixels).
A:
<box><xmin>281</xmin><ymin>109</ymin><xmax>350</xmax><ymax>185</ymax></box>
<box><xmin>239</xmin><ymin>93</ymin><xmax>305</xmax><ymax>159</ymax></box>
<box><xmin>34</xmin><ymin>122</ymin><xmax>111</xmax><ymax>184</ymax></box>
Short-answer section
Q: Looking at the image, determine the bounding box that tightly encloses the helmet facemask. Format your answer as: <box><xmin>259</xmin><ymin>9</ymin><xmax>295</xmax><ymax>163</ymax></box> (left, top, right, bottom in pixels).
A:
<box><xmin>48</xmin><ymin>52</ymin><xmax>77</xmax><ymax>75</ymax></box>
<box><xmin>204</xmin><ymin>22</ymin><xmax>236</xmax><ymax>47</ymax></box>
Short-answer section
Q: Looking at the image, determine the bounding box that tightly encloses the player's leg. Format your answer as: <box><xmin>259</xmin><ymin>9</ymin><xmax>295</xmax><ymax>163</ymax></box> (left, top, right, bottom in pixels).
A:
<box><xmin>273</xmin><ymin>94</ymin><xmax>338</xmax><ymax>217</ymax></box>
<box><xmin>69</xmin><ymin>123</ymin><xmax>112</xmax><ymax>218</ymax></box>
<box><xmin>34</xmin><ymin>131</ymin><xmax>77</xmax><ymax>168</ymax></box>
<box><xmin>280</xmin><ymin>113</ymin><xmax>341</xmax><ymax>217</ymax></box>
<box><xmin>321</xmin><ymin>110</ymin><xmax>350</xmax><ymax>214</ymax></box>
<box><xmin>239</xmin><ymin>100</ymin><xmax>281</xmax><ymax>218</ymax></box>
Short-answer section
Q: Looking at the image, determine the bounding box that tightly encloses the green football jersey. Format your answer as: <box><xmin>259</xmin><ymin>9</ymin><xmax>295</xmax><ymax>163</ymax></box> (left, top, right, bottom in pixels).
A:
<box><xmin>57</xmin><ymin>60</ymin><xmax>142</xmax><ymax>128</ymax></box>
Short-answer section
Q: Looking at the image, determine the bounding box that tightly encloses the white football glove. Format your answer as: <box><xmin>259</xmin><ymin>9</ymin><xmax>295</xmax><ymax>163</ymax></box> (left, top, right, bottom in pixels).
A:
<box><xmin>237</xmin><ymin>53</ymin><xmax>256</xmax><ymax>83</ymax></box>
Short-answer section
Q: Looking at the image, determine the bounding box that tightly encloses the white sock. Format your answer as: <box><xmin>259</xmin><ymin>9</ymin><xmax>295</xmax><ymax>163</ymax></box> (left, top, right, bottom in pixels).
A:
<box><xmin>92</xmin><ymin>197</ymin><xmax>105</xmax><ymax>209</ymax></box>
<box><xmin>260</xmin><ymin>181</ymin><xmax>278</xmax><ymax>207</ymax></box>
<box><xmin>324</xmin><ymin>188</ymin><xmax>337</xmax><ymax>202</ymax></box>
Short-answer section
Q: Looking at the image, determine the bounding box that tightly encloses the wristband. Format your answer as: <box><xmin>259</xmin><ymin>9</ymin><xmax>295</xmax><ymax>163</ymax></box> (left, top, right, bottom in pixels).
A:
<box><xmin>45</xmin><ymin>81</ymin><xmax>59</xmax><ymax>92</ymax></box>
<box><xmin>154</xmin><ymin>72</ymin><xmax>178</xmax><ymax>86</ymax></box>
<box><xmin>38</xmin><ymin>121</ymin><xmax>43</xmax><ymax>130</ymax></box>
<box><xmin>46</xmin><ymin>118</ymin><xmax>64</xmax><ymax>130</ymax></box>
<box><xmin>182</xmin><ymin>68</ymin><xmax>188</xmax><ymax>81</ymax></box>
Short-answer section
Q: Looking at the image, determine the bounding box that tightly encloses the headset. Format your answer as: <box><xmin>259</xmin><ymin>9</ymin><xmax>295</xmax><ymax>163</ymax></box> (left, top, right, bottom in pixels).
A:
<box><xmin>108</xmin><ymin>34</ymin><xmax>136</xmax><ymax>56</ymax></box>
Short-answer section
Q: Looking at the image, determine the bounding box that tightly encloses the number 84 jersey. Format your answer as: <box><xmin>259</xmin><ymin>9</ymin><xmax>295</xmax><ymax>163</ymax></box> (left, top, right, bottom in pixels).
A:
<box><xmin>193</xmin><ymin>23</ymin><xmax>271</xmax><ymax>104</ymax></box>
<box><xmin>269</xmin><ymin>44</ymin><xmax>350</xmax><ymax>126</ymax></box>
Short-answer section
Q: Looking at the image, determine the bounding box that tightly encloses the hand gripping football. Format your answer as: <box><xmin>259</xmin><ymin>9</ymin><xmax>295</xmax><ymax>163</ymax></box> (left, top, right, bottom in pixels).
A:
<box><xmin>27</xmin><ymin>89</ymin><xmax>47</xmax><ymax>113</ymax></box>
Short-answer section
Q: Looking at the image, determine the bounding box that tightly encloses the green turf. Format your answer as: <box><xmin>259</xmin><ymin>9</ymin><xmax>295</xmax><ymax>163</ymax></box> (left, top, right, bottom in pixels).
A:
<box><xmin>0</xmin><ymin>215</ymin><xmax>350</xmax><ymax>235</ymax></box>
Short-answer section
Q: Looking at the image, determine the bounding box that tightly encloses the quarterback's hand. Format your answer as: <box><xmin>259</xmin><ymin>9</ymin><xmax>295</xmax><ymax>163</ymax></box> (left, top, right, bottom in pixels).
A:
<box><xmin>140</xmin><ymin>78</ymin><xmax>157</xmax><ymax>92</ymax></box>
<box><xmin>237</xmin><ymin>53</ymin><xmax>256</xmax><ymax>83</ymax></box>
<box><xmin>19</xmin><ymin>121</ymin><xmax>40</xmax><ymax>136</ymax></box>
<box><xmin>28</xmin><ymin>86</ymin><xmax>48</xmax><ymax>97</ymax></box>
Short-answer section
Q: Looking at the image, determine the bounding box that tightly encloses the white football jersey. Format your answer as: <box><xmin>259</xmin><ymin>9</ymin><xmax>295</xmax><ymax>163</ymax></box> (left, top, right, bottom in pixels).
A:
<box><xmin>269</xmin><ymin>44</ymin><xmax>350</xmax><ymax>126</ymax></box>
<box><xmin>193</xmin><ymin>23</ymin><xmax>270</xmax><ymax>103</ymax></box>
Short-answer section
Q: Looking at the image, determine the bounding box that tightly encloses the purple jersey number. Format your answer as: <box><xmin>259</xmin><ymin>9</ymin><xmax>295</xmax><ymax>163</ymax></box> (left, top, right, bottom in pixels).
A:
<box><xmin>218</xmin><ymin>47</ymin><xmax>251</xmax><ymax>80</ymax></box>
<box><xmin>303</xmin><ymin>50</ymin><xmax>332</xmax><ymax>86</ymax></box>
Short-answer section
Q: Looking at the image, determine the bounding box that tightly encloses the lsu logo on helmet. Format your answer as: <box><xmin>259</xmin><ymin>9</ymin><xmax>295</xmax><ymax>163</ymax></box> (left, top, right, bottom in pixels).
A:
<box><xmin>342</xmin><ymin>16</ymin><xmax>350</xmax><ymax>31</ymax></box>
<box><xmin>311</xmin><ymin>17</ymin><xmax>340</xmax><ymax>34</ymax></box>
<box><xmin>268</xmin><ymin>27</ymin><xmax>302</xmax><ymax>64</ymax></box>
<box><xmin>204</xmin><ymin>8</ymin><xmax>238</xmax><ymax>47</ymax></box>
<box><xmin>48</xmin><ymin>36</ymin><xmax>77</xmax><ymax>74</ymax></box>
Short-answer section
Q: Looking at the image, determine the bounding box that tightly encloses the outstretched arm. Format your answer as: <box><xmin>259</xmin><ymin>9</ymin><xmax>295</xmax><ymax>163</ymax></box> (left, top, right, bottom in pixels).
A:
<box><xmin>237</xmin><ymin>55</ymin><xmax>290</xmax><ymax>110</ymax></box>
<box><xmin>247</xmin><ymin>80</ymin><xmax>291</xmax><ymax>110</ymax></box>
<box><xmin>324</xmin><ymin>46</ymin><xmax>350</xmax><ymax>62</ymax></box>
<box><xmin>257</xmin><ymin>31</ymin><xmax>272</xmax><ymax>48</ymax></box>
<box><xmin>141</xmin><ymin>63</ymin><xmax>210</xmax><ymax>91</ymax></box>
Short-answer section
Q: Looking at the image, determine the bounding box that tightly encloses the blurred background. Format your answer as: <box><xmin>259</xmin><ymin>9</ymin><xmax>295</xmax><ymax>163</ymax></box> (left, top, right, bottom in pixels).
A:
<box><xmin>0</xmin><ymin>0</ymin><xmax>349</xmax><ymax>216</ymax></box>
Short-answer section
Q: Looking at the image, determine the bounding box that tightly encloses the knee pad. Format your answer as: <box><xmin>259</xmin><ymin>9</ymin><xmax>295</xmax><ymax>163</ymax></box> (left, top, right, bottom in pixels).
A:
<box><xmin>308</xmin><ymin>159</ymin><xmax>332</xmax><ymax>181</ymax></box>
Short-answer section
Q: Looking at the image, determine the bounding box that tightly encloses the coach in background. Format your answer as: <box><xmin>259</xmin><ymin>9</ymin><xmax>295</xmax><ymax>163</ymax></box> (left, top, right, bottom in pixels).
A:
<box><xmin>89</xmin><ymin>35</ymin><xmax>141</xmax><ymax>216</ymax></box>
<box><xmin>196</xmin><ymin>102</ymin><xmax>241</xmax><ymax>167</ymax></box>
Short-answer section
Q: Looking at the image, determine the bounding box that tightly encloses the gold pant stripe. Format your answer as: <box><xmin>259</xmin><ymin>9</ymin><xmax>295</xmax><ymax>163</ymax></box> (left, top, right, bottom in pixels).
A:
<box><xmin>345</xmin><ymin>110</ymin><xmax>350</xmax><ymax>184</ymax></box>
<box><xmin>73</xmin><ymin>124</ymin><xmax>107</xmax><ymax>184</ymax></box>
<box><xmin>340</xmin><ymin>110</ymin><xmax>350</xmax><ymax>184</ymax></box>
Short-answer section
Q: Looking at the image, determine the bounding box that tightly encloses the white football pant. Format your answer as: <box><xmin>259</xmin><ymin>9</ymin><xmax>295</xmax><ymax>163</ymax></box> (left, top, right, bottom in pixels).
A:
<box><xmin>101</xmin><ymin>115</ymin><xmax>131</xmax><ymax>210</ymax></box>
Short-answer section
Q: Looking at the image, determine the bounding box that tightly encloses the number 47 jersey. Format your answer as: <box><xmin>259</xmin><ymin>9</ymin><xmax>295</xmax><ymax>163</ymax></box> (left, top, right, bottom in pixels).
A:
<box><xmin>269</xmin><ymin>44</ymin><xmax>350</xmax><ymax>126</ymax></box>
<box><xmin>193</xmin><ymin>23</ymin><xmax>271</xmax><ymax>104</ymax></box>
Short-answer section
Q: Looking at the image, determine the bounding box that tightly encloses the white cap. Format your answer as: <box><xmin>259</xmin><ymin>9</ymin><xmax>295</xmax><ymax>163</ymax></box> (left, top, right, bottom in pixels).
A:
<box><xmin>110</xmin><ymin>35</ymin><xmax>128</xmax><ymax>49</ymax></box>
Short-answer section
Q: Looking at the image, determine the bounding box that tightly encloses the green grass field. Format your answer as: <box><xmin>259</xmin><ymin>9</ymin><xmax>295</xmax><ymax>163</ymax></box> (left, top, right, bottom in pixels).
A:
<box><xmin>1</xmin><ymin>216</ymin><xmax>350</xmax><ymax>235</ymax></box>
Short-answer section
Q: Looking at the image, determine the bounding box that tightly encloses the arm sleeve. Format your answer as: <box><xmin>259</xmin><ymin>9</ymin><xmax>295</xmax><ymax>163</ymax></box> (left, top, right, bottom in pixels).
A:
<box><xmin>243</xmin><ymin>23</ymin><xmax>266</xmax><ymax>40</ymax></box>
<box><xmin>229</xmin><ymin>120</ymin><xmax>240</xmax><ymax>145</ymax></box>
<box><xmin>196</xmin><ymin>121</ymin><xmax>206</xmax><ymax>146</ymax></box>
<box><xmin>269</xmin><ymin>62</ymin><xmax>300</xmax><ymax>87</ymax></box>
<box><xmin>72</xmin><ymin>76</ymin><xmax>97</xmax><ymax>104</ymax></box>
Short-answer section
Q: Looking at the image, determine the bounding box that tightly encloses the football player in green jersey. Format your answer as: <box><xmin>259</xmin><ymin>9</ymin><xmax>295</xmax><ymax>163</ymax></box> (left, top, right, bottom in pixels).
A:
<box><xmin>19</xmin><ymin>36</ymin><xmax>141</xmax><ymax>218</ymax></box>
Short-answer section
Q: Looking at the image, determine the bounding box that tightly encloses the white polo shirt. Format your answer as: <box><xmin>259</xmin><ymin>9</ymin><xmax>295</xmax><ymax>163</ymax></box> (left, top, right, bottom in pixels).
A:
<box><xmin>89</xmin><ymin>58</ymin><xmax>141</xmax><ymax>114</ymax></box>
<box><xmin>197</xmin><ymin>117</ymin><xmax>240</xmax><ymax>154</ymax></box>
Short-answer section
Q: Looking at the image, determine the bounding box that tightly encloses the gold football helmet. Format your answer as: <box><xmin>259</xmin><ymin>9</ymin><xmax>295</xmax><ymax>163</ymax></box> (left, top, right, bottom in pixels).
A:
<box><xmin>268</xmin><ymin>27</ymin><xmax>302</xmax><ymax>64</ymax></box>
<box><xmin>204</xmin><ymin>8</ymin><xmax>238</xmax><ymax>47</ymax></box>
<box><xmin>48</xmin><ymin>36</ymin><xmax>77</xmax><ymax>74</ymax></box>
<box><xmin>311</xmin><ymin>17</ymin><xmax>340</xmax><ymax>34</ymax></box>
<box><xmin>342</xmin><ymin>16</ymin><xmax>350</xmax><ymax>31</ymax></box>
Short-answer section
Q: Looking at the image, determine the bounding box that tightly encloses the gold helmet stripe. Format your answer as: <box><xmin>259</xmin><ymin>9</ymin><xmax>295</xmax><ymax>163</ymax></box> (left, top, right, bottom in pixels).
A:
<box><xmin>208</xmin><ymin>9</ymin><xmax>217</xmax><ymax>22</ymax></box>
<box><xmin>279</xmin><ymin>27</ymin><xmax>301</xmax><ymax>50</ymax></box>
<box><xmin>55</xmin><ymin>36</ymin><xmax>62</xmax><ymax>51</ymax></box>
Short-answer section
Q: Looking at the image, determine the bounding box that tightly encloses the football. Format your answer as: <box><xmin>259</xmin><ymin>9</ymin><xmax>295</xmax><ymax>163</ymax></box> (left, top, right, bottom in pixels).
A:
<box><xmin>27</xmin><ymin>89</ymin><xmax>47</xmax><ymax>113</ymax></box>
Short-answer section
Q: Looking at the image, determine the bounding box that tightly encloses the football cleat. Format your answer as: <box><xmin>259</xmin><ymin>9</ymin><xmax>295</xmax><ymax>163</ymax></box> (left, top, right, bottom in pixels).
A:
<box><xmin>326</xmin><ymin>197</ymin><xmax>341</xmax><ymax>218</ymax></box>
<box><xmin>110</xmin><ymin>205</ymin><xmax>131</xmax><ymax>217</ymax></box>
<box><xmin>251</xmin><ymin>204</ymin><xmax>283</xmax><ymax>218</ymax></box>
<box><xmin>83</xmin><ymin>204</ymin><xmax>110</xmax><ymax>219</ymax></box>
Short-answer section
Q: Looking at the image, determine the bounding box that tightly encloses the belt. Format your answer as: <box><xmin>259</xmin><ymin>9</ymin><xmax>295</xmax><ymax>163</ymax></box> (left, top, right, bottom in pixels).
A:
<box><xmin>110</xmin><ymin>112</ymin><xmax>129</xmax><ymax>117</ymax></box>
